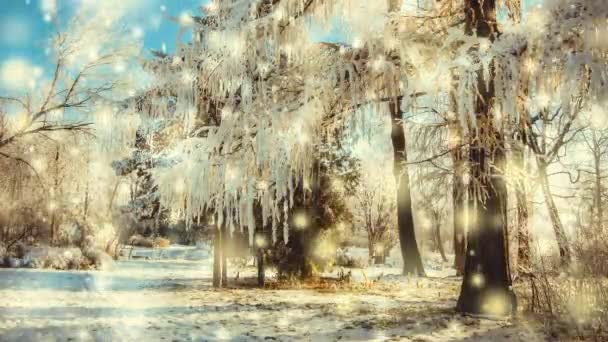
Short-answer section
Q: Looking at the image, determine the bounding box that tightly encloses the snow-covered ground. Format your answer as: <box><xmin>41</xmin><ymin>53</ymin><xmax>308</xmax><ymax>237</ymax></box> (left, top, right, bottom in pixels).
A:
<box><xmin>0</xmin><ymin>245</ymin><xmax>546</xmax><ymax>341</ymax></box>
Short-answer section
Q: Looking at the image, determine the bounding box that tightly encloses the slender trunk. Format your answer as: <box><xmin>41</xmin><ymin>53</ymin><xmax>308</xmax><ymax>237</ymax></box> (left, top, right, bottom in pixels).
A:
<box><xmin>457</xmin><ymin>0</ymin><xmax>515</xmax><ymax>316</ymax></box>
<box><xmin>433</xmin><ymin>213</ymin><xmax>448</xmax><ymax>262</ymax></box>
<box><xmin>213</xmin><ymin>227</ymin><xmax>222</xmax><ymax>288</ymax></box>
<box><xmin>50</xmin><ymin>215</ymin><xmax>56</xmax><ymax>245</ymax></box>
<box><xmin>537</xmin><ymin>158</ymin><xmax>571</xmax><ymax>265</ymax></box>
<box><xmin>449</xmin><ymin>71</ymin><xmax>466</xmax><ymax>276</ymax></box>
<box><xmin>593</xmin><ymin>130</ymin><xmax>603</xmax><ymax>233</ymax></box>
<box><xmin>51</xmin><ymin>147</ymin><xmax>60</xmax><ymax>245</ymax></box>
<box><xmin>107</xmin><ymin>181</ymin><xmax>120</xmax><ymax>217</ymax></box>
<box><xmin>368</xmin><ymin>238</ymin><xmax>375</xmax><ymax>265</ymax></box>
<box><xmin>257</xmin><ymin>247</ymin><xmax>265</xmax><ymax>287</ymax></box>
<box><xmin>83</xmin><ymin>147</ymin><xmax>90</xmax><ymax>220</ymax></box>
<box><xmin>514</xmin><ymin>143</ymin><xmax>531</xmax><ymax>273</ymax></box>
<box><xmin>452</xmin><ymin>158</ymin><xmax>467</xmax><ymax>276</ymax></box>
<box><xmin>83</xmin><ymin>182</ymin><xmax>89</xmax><ymax>220</ymax></box>
<box><xmin>389</xmin><ymin>98</ymin><xmax>425</xmax><ymax>276</ymax></box>
<box><xmin>366</xmin><ymin>205</ymin><xmax>376</xmax><ymax>264</ymax></box>
<box><xmin>221</xmin><ymin>224</ymin><xmax>228</xmax><ymax>286</ymax></box>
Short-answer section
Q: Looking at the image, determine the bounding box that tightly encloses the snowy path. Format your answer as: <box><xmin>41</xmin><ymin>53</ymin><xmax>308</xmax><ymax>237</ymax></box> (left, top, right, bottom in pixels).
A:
<box><xmin>0</xmin><ymin>248</ymin><xmax>546</xmax><ymax>341</ymax></box>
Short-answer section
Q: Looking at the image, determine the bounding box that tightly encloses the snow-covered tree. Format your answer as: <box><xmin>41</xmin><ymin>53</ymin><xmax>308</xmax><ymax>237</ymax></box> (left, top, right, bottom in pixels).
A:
<box><xmin>0</xmin><ymin>2</ymin><xmax>142</xmax><ymax>254</ymax></box>
<box><xmin>124</xmin><ymin>0</ymin><xmax>607</xmax><ymax>313</ymax></box>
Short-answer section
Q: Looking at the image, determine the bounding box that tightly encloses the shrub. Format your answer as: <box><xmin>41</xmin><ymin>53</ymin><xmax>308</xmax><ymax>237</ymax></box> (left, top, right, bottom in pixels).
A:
<box><xmin>23</xmin><ymin>246</ymin><xmax>84</xmax><ymax>270</ymax></box>
<box><xmin>153</xmin><ymin>237</ymin><xmax>171</xmax><ymax>248</ymax></box>
<box><xmin>82</xmin><ymin>248</ymin><xmax>114</xmax><ymax>270</ymax></box>
<box><xmin>128</xmin><ymin>234</ymin><xmax>154</xmax><ymax>248</ymax></box>
<box><xmin>335</xmin><ymin>248</ymin><xmax>367</xmax><ymax>268</ymax></box>
<box><xmin>0</xmin><ymin>244</ymin><xmax>6</xmax><ymax>266</ymax></box>
<box><xmin>573</xmin><ymin>236</ymin><xmax>608</xmax><ymax>277</ymax></box>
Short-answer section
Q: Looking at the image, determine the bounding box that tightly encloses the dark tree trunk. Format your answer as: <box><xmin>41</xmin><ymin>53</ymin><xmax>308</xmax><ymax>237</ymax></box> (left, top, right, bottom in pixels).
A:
<box><xmin>221</xmin><ymin>224</ymin><xmax>228</xmax><ymax>286</ymax></box>
<box><xmin>257</xmin><ymin>247</ymin><xmax>265</xmax><ymax>287</ymax></box>
<box><xmin>252</xmin><ymin>205</ymin><xmax>267</xmax><ymax>287</ymax></box>
<box><xmin>213</xmin><ymin>227</ymin><xmax>222</xmax><ymax>288</ymax></box>
<box><xmin>452</xmin><ymin>176</ymin><xmax>467</xmax><ymax>276</ymax></box>
<box><xmin>50</xmin><ymin>215</ymin><xmax>57</xmax><ymax>246</ymax></box>
<box><xmin>389</xmin><ymin>98</ymin><xmax>425</xmax><ymax>276</ymax></box>
<box><xmin>368</xmin><ymin>238</ymin><xmax>375</xmax><ymax>265</ymax></box>
<box><xmin>457</xmin><ymin>0</ymin><xmax>515</xmax><ymax>316</ymax></box>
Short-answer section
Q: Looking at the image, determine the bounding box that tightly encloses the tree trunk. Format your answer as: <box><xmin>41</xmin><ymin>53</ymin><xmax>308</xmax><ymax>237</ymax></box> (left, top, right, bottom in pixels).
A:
<box><xmin>514</xmin><ymin>143</ymin><xmax>531</xmax><ymax>273</ymax></box>
<box><xmin>515</xmin><ymin>51</ymin><xmax>531</xmax><ymax>275</ymax></box>
<box><xmin>368</xmin><ymin>239</ymin><xmax>375</xmax><ymax>266</ymax></box>
<box><xmin>452</xmin><ymin>171</ymin><xmax>467</xmax><ymax>276</ymax></box>
<box><xmin>389</xmin><ymin>98</ymin><xmax>425</xmax><ymax>276</ymax></box>
<box><xmin>213</xmin><ymin>227</ymin><xmax>222</xmax><ymax>288</ymax></box>
<box><xmin>257</xmin><ymin>247</ymin><xmax>265</xmax><ymax>287</ymax></box>
<box><xmin>221</xmin><ymin>224</ymin><xmax>228</xmax><ymax>286</ymax></box>
<box><xmin>83</xmin><ymin>182</ymin><xmax>89</xmax><ymax>220</ymax></box>
<box><xmin>537</xmin><ymin>158</ymin><xmax>571</xmax><ymax>265</ymax></box>
<box><xmin>449</xmin><ymin>81</ymin><xmax>467</xmax><ymax>276</ymax></box>
<box><xmin>50</xmin><ymin>215</ymin><xmax>57</xmax><ymax>246</ymax></box>
<box><xmin>592</xmin><ymin>130</ymin><xmax>603</xmax><ymax>233</ymax></box>
<box><xmin>51</xmin><ymin>147</ymin><xmax>60</xmax><ymax>245</ymax></box>
<box><xmin>83</xmin><ymin>147</ymin><xmax>90</xmax><ymax>220</ymax></box>
<box><xmin>433</xmin><ymin>213</ymin><xmax>448</xmax><ymax>262</ymax></box>
<box><xmin>457</xmin><ymin>0</ymin><xmax>515</xmax><ymax>316</ymax></box>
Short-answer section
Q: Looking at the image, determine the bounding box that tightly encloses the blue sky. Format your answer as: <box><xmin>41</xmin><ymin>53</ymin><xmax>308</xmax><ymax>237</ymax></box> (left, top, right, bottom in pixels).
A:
<box><xmin>0</xmin><ymin>0</ymin><xmax>545</xmax><ymax>63</ymax></box>
<box><xmin>0</xmin><ymin>0</ymin><xmax>206</xmax><ymax>78</ymax></box>
<box><xmin>0</xmin><ymin>0</ymin><xmax>543</xmax><ymax>95</ymax></box>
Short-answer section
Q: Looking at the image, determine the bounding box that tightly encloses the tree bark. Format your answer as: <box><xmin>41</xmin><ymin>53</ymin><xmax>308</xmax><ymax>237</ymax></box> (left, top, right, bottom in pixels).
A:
<box><xmin>50</xmin><ymin>147</ymin><xmax>60</xmax><ymax>245</ymax></box>
<box><xmin>449</xmin><ymin>79</ymin><xmax>467</xmax><ymax>276</ymax></box>
<box><xmin>367</xmin><ymin>232</ymin><xmax>375</xmax><ymax>265</ymax></box>
<box><xmin>457</xmin><ymin>0</ymin><xmax>515</xmax><ymax>316</ymax></box>
<box><xmin>389</xmin><ymin>97</ymin><xmax>425</xmax><ymax>276</ymax></box>
<box><xmin>537</xmin><ymin>158</ymin><xmax>571</xmax><ymax>265</ymax></box>
<box><xmin>433</xmin><ymin>212</ymin><xmax>448</xmax><ymax>262</ymax></box>
<box><xmin>83</xmin><ymin>147</ymin><xmax>90</xmax><ymax>220</ymax></box>
<box><xmin>221</xmin><ymin>224</ymin><xmax>228</xmax><ymax>286</ymax></box>
<box><xmin>592</xmin><ymin>130</ymin><xmax>603</xmax><ymax>233</ymax></box>
<box><xmin>257</xmin><ymin>247</ymin><xmax>265</xmax><ymax>287</ymax></box>
<box><xmin>514</xmin><ymin>143</ymin><xmax>531</xmax><ymax>273</ymax></box>
<box><xmin>213</xmin><ymin>226</ymin><xmax>222</xmax><ymax>288</ymax></box>
<box><xmin>452</xmin><ymin>158</ymin><xmax>467</xmax><ymax>276</ymax></box>
<box><xmin>515</xmin><ymin>52</ymin><xmax>531</xmax><ymax>275</ymax></box>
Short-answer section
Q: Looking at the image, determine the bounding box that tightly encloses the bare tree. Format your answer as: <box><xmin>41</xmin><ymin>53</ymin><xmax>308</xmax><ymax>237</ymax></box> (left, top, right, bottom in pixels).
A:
<box><xmin>524</xmin><ymin>104</ymin><xmax>586</xmax><ymax>266</ymax></box>
<box><xmin>0</xmin><ymin>11</ymin><xmax>134</xmax><ymax>155</ymax></box>
<box><xmin>353</xmin><ymin>177</ymin><xmax>397</xmax><ymax>264</ymax></box>
<box><xmin>579</xmin><ymin>125</ymin><xmax>608</xmax><ymax>234</ymax></box>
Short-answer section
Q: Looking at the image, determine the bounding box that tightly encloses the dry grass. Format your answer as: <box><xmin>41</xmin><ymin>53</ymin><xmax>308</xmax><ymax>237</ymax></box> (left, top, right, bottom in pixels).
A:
<box><xmin>516</xmin><ymin>255</ymin><xmax>608</xmax><ymax>341</ymax></box>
